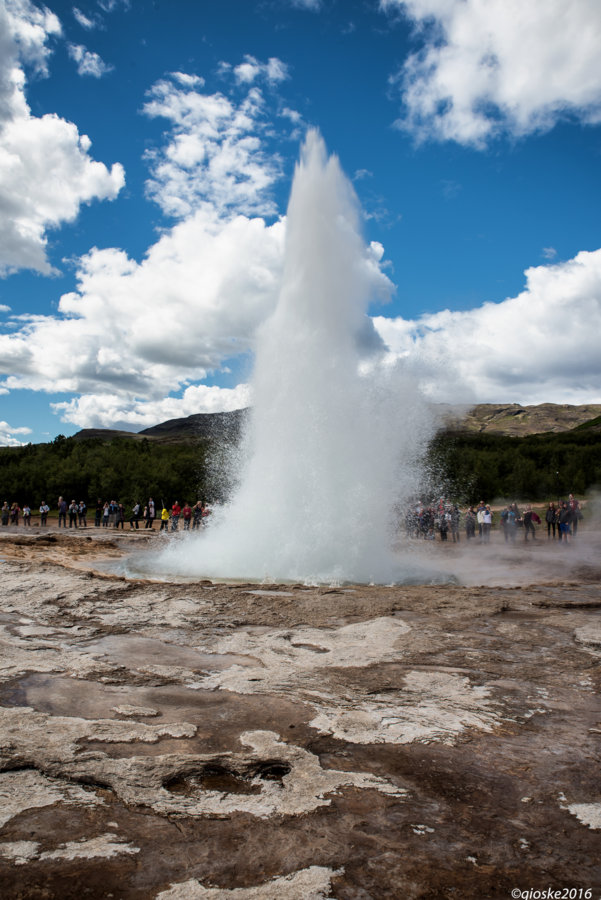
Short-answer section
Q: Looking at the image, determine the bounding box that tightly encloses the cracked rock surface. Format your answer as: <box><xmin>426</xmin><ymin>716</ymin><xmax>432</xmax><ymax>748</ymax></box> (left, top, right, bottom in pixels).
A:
<box><xmin>0</xmin><ymin>529</ymin><xmax>600</xmax><ymax>898</ymax></box>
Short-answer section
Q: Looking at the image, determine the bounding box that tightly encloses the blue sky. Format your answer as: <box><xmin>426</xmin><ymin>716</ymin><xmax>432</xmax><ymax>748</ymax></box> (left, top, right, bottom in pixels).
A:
<box><xmin>1</xmin><ymin>0</ymin><xmax>600</xmax><ymax>444</ymax></box>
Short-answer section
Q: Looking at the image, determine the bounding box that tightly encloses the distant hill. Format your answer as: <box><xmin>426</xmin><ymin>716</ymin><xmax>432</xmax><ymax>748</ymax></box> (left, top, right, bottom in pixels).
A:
<box><xmin>444</xmin><ymin>403</ymin><xmax>601</xmax><ymax>436</ymax></box>
<box><xmin>72</xmin><ymin>409</ymin><xmax>248</xmax><ymax>444</ymax></box>
<box><xmin>139</xmin><ymin>408</ymin><xmax>248</xmax><ymax>442</ymax></box>
<box><xmin>71</xmin><ymin>402</ymin><xmax>601</xmax><ymax>444</ymax></box>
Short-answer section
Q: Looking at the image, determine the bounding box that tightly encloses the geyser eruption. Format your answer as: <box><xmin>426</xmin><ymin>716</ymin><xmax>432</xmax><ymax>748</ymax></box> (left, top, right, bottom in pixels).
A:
<box><xmin>153</xmin><ymin>131</ymin><xmax>434</xmax><ymax>583</ymax></box>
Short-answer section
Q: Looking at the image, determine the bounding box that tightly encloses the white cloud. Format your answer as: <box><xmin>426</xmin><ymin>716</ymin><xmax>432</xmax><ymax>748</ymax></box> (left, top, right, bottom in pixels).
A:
<box><xmin>233</xmin><ymin>55</ymin><xmax>289</xmax><ymax>86</ymax></box>
<box><xmin>0</xmin><ymin>57</ymin><xmax>304</xmax><ymax>431</ymax></box>
<box><xmin>142</xmin><ymin>72</ymin><xmax>284</xmax><ymax>219</ymax></box>
<box><xmin>67</xmin><ymin>42</ymin><xmax>113</xmax><ymax>77</ymax></box>
<box><xmin>374</xmin><ymin>248</ymin><xmax>601</xmax><ymax>404</ymax></box>
<box><xmin>288</xmin><ymin>0</ymin><xmax>322</xmax><ymax>9</ymax></box>
<box><xmin>171</xmin><ymin>71</ymin><xmax>204</xmax><ymax>88</ymax></box>
<box><xmin>1</xmin><ymin>0</ymin><xmax>61</xmax><ymax>83</ymax></box>
<box><xmin>0</xmin><ymin>207</ymin><xmax>285</xmax><ymax>410</ymax></box>
<box><xmin>383</xmin><ymin>0</ymin><xmax>601</xmax><ymax>146</ymax></box>
<box><xmin>72</xmin><ymin>7</ymin><xmax>96</xmax><ymax>30</ymax></box>
<box><xmin>97</xmin><ymin>0</ymin><xmax>129</xmax><ymax>12</ymax></box>
<box><xmin>52</xmin><ymin>383</ymin><xmax>252</xmax><ymax>430</ymax></box>
<box><xmin>0</xmin><ymin>419</ymin><xmax>31</xmax><ymax>446</ymax></box>
<box><xmin>0</xmin><ymin>0</ymin><xmax>125</xmax><ymax>275</ymax></box>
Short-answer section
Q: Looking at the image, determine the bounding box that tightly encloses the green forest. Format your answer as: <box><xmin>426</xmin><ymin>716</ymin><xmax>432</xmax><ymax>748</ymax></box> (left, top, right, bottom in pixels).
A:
<box><xmin>426</xmin><ymin>425</ymin><xmax>601</xmax><ymax>502</ymax></box>
<box><xmin>0</xmin><ymin>423</ymin><xmax>600</xmax><ymax>511</ymax></box>
<box><xmin>0</xmin><ymin>435</ymin><xmax>212</xmax><ymax>510</ymax></box>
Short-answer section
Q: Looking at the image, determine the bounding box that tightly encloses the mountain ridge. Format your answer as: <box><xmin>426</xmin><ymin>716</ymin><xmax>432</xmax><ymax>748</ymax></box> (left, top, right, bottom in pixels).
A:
<box><xmin>70</xmin><ymin>403</ymin><xmax>601</xmax><ymax>444</ymax></box>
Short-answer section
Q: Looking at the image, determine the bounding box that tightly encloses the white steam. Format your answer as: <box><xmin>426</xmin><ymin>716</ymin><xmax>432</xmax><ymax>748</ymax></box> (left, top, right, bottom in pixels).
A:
<box><xmin>148</xmin><ymin>131</ymin><xmax>435</xmax><ymax>583</ymax></box>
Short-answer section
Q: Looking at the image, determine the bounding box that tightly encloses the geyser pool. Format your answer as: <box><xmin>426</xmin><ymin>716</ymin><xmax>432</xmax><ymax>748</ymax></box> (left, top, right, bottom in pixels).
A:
<box><xmin>143</xmin><ymin>131</ymin><xmax>435</xmax><ymax>584</ymax></box>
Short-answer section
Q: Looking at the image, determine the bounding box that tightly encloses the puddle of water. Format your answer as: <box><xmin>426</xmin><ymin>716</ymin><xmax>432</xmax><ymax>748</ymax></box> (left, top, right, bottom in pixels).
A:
<box><xmin>0</xmin><ymin>674</ymin><xmax>245</xmax><ymax>723</ymax></box>
<box><xmin>0</xmin><ymin>675</ymin><xmax>312</xmax><ymax>758</ymax></box>
<box><xmin>81</xmin><ymin>634</ymin><xmax>259</xmax><ymax>673</ymax></box>
<box><xmin>164</xmin><ymin>765</ymin><xmax>261</xmax><ymax>796</ymax></box>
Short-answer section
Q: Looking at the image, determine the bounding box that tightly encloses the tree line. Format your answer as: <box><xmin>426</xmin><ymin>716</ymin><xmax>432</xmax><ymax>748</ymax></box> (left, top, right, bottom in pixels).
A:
<box><xmin>0</xmin><ymin>435</ymin><xmax>211</xmax><ymax>509</ymax></box>
<box><xmin>425</xmin><ymin>426</ymin><xmax>601</xmax><ymax>502</ymax></box>
<box><xmin>0</xmin><ymin>424</ymin><xmax>599</xmax><ymax>509</ymax></box>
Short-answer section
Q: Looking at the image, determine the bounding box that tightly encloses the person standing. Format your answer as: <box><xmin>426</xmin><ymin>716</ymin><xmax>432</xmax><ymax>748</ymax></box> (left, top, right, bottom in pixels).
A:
<box><xmin>78</xmin><ymin>501</ymin><xmax>87</xmax><ymax>528</ymax></box>
<box><xmin>115</xmin><ymin>503</ymin><xmax>125</xmax><ymax>529</ymax></box>
<box><xmin>450</xmin><ymin>505</ymin><xmax>460</xmax><ymax>542</ymax></box>
<box><xmin>146</xmin><ymin>497</ymin><xmax>155</xmax><ymax>529</ymax></box>
<box><xmin>182</xmin><ymin>502</ymin><xmax>192</xmax><ymax>530</ymax></box>
<box><xmin>545</xmin><ymin>503</ymin><xmax>556</xmax><ymax>539</ymax></box>
<box><xmin>22</xmin><ymin>504</ymin><xmax>31</xmax><ymax>526</ymax></box>
<box><xmin>558</xmin><ymin>501</ymin><xmax>572</xmax><ymax>543</ymax></box>
<box><xmin>476</xmin><ymin>501</ymin><xmax>486</xmax><ymax>540</ymax></box>
<box><xmin>160</xmin><ymin>505</ymin><xmax>170</xmax><ymax>532</ymax></box>
<box><xmin>465</xmin><ymin>506</ymin><xmax>476</xmax><ymax>540</ymax></box>
<box><xmin>129</xmin><ymin>501</ymin><xmax>140</xmax><ymax>529</ymax></box>
<box><xmin>192</xmin><ymin>501</ymin><xmax>203</xmax><ymax>530</ymax></box>
<box><xmin>102</xmin><ymin>501</ymin><xmax>110</xmax><ymax>527</ymax></box>
<box><xmin>523</xmin><ymin>505</ymin><xmax>536</xmax><ymax>541</ymax></box>
<box><xmin>1</xmin><ymin>502</ymin><xmax>9</xmax><ymax>526</ymax></box>
<box><xmin>482</xmin><ymin>505</ymin><xmax>493</xmax><ymax>543</ymax></box>
<box><xmin>10</xmin><ymin>503</ymin><xmax>20</xmax><ymax>526</ymax></box>
<box><xmin>58</xmin><ymin>497</ymin><xmax>67</xmax><ymax>528</ymax></box>
<box><xmin>170</xmin><ymin>500</ymin><xmax>181</xmax><ymax>531</ymax></box>
<box><xmin>68</xmin><ymin>500</ymin><xmax>78</xmax><ymax>527</ymax></box>
<box><xmin>568</xmin><ymin>494</ymin><xmax>581</xmax><ymax>537</ymax></box>
<box><xmin>95</xmin><ymin>499</ymin><xmax>103</xmax><ymax>527</ymax></box>
<box><xmin>39</xmin><ymin>501</ymin><xmax>49</xmax><ymax>527</ymax></box>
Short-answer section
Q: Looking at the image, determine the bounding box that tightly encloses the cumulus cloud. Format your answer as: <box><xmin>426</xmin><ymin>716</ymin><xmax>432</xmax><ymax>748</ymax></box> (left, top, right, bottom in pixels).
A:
<box><xmin>0</xmin><ymin>57</ymin><xmax>311</xmax><ymax>430</ymax></box>
<box><xmin>382</xmin><ymin>0</ymin><xmax>601</xmax><ymax>146</ymax></box>
<box><xmin>142</xmin><ymin>72</ymin><xmax>285</xmax><ymax>219</ymax></box>
<box><xmin>67</xmin><ymin>42</ymin><xmax>113</xmax><ymax>77</ymax></box>
<box><xmin>374</xmin><ymin>248</ymin><xmax>601</xmax><ymax>404</ymax></box>
<box><xmin>52</xmin><ymin>383</ymin><xmax>252</xmax><ymax>431</ymax></box>
<box><xmin>233</xmin><ymin>56</ymin><xmax>289</xmax><ymax>86</ymax></box>
<box><xmin>0</xmin><ymin>419</ymin><xmax>31</xmax><ymax>447</ymax></box>
<box><xmin>0</xmin><ymin>0</ymin><xmax>124</xmax><ymax>274</ymax></box>
<box><xmin>0</xmin><ymin>208</ymin><xmax>285</xmax><ymax>421</ymax></box>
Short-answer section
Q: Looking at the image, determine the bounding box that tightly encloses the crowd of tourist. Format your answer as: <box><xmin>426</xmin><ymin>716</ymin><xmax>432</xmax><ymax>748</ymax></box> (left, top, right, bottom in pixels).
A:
<box><xmin>404</xmin><ymin>494</ymin><xmax>584</xmax><ymax>544</ymax></box>
<box><xmin>0</xmin><ymin>497</ymin><xmax>212</xmax><ymax>531</ymax></box>
<box><xmin>0</xmin><ymin>492</ymin><xmax>585</xmax><ymax>543</ymax></box>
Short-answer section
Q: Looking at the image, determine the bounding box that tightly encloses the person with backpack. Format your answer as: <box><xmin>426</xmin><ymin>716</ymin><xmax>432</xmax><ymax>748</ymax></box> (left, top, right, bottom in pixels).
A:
<box><xmin>523</xmin><ymin>505</ymin><xmax>541</xmax><ymax>541</ymax></box>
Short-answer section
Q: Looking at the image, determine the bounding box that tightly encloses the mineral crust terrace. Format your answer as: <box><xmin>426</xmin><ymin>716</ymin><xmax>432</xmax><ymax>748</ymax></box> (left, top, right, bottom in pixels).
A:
<box><xmin>0</xmin><ymin>529</ymin><xmax>600</xmax><ymax>898</ymax></box>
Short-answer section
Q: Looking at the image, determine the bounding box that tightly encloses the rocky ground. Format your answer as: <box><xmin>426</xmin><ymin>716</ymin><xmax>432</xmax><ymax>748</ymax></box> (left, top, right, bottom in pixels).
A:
<box><xmin>0</xmin><ymin>527</ymin><xmax>600</xmax><ymax>899</ymax></box>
